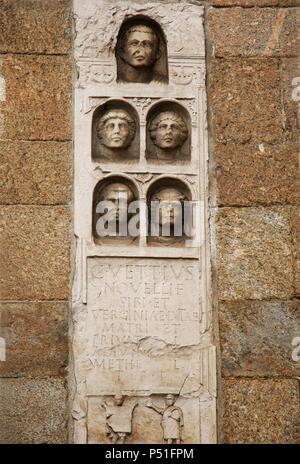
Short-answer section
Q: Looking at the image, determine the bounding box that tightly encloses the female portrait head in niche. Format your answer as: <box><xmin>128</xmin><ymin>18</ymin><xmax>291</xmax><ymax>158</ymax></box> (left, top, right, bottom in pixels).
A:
<box><xmin>149</xmin><ymin>111</ymin><xmax>188</xmax><ymax>161</ymax></box>
<box><xmin>147</xmin><ymin>103</ymin><xmax>190</xmax><ymax>162</ymax></box>
<box><xmin>116</xmin><ymin>18</ymin><xmax>168</xmax><ymax>84</ymax></box>
<box><xmin>92</xmin><ymin>102</ymin><xmax>139</xmax><ymax>162</ymax></box>
<box><xmin>148</xmin><ymin>180</ymin><xmax>192</xmax><ymax>247</ymax></box>
<box><xmin>97</xmin><ymin>109</ymin><xmax>136</xmax><ymax>150</ymax></box>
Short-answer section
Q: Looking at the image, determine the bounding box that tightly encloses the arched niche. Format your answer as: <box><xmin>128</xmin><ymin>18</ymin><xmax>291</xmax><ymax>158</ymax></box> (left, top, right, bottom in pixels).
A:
<box><xmin>92</xmin><ymin>100</ymin><xmax>140</xmax><ymax>163</ymax></box>
<box><xmin>92</xmin><ymin>176</ymin><xmax>140</xmax><ymax>245</ymax></box>
<box><xmin>146</xmin><ymin>101</ymin><xmax>191</xmax><ymax>163</ymax></box>
<box><xmin>116</xmin><ymin>16</ymin><xmax>168</xmax><ymax>84</ymax></box>
<box><xmin>146</xmin><ymin>177</ymin><xmax>193</xmax><ymax>247</ymax></box>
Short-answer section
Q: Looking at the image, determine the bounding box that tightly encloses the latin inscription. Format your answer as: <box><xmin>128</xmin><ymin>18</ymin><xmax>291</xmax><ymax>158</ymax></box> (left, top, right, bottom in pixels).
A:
<box><xmin>86</xmin><ymin>258</ymin><xmax>201</xmax><ymax>393</ymax></box>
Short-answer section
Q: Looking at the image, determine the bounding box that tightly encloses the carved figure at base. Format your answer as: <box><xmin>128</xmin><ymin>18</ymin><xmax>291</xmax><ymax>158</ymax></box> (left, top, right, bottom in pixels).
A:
<box><xmin>101</xmin><ymin>394</ymin><xmax>137</xmax><ymax>444</ymax></box>
<box><xmin>147</xmin><ymin>394</ymin><xmax>184</xmax><ymax>444</ymax></box>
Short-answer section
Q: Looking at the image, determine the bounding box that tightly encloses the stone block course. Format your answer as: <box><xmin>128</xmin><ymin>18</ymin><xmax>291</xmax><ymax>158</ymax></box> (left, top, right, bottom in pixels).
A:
<box><xmin>209</xmin><ymin>7</ymin><xmax>300</xmax><ymax>58</ymax></box>
<box><xmin>0</xmin><ymin>141</ymin><xmax>72</xmax><ymax>205</ymax></box>
<box><xmin>0</xmin><ymin>206</ymin><xmax>71</xmax><ymax>300</ymax></box>
<box><xmin>0</xmin><ymin>55</ymin><xmax>72</xmax><ymax>141</ymax></box>
<box><xmin>215</xmin><ymin>207</ymin><xmax>294</xmax><ymax>300</ymax></box>
<box><xmin>214</xmin><ymin>142</ymin><xmax>300</xmax><ymax>206</ymax></box>
<box><xmin>209</xmin><ymin>58</ymin><xmax>283</xmax><ymax>144</ymax></box>
<box><xmin>0</xmin><ymin>0</ymin><xmax>72</xmax><ymax>55</ymax></box>
<box><xmin>0</xmin><ymin>378</ymin><xmax>68</xmax><ymax>444</ymax></box>
<box><xmin>0</xmin><ymin>301</ymin><xmax>68</xmax><ymax>377</ymax></box>
<box><xmin>219</xmin><ymin>299</ymin><xmax>300</xmax><ymax>376</ymax></box>
<box><xmin>222</xmin><ymin>378</ymin><xmax>300</xmax><ymax>443</ymax></box>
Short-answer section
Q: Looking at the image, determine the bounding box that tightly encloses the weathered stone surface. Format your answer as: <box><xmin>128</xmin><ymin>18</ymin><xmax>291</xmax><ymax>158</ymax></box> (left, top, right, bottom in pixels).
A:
<box><xmin>0</xmin><ymin>378</ymin><xmax>67</xmax><ymax>444</ymax></box>
<box><xmin>0</xmin><ymin>55</ymin><xmax>72</xmax><ymax>141</ymax></box>
<box><xmin>0</xmin><ymin>0</ymin><xmax>71</xmax><ymax>54</ymax></box>
<box><xmin>214</xmin><ymin>143</ymin><xmax>300</xmax><ymax>206</ymax></box>
<box><xmin>209</xmin><ymin>59</ymin><xmax>283</xmax><ymax>144</ymax></box>
<box><xmin>72</xmin><ymin>0</ymin><xmax>216</xmax><ymax>444</ymax></box>
<box><xmin>222</xmin><ymin>379</ymin><xmax>300</xmax><ymax>444</ymax></box>
<box><xmin>210</xmin><ymin>0</ymin><xmax>300</xmax><ymax>6</ymax></box>
<box><xmin>0</xmin><ymin>141</ymin><xmax>72</xmax><ymax>205</ymax></box>
<box><xmin>0</xmin><ymin>301</ymin><xmax>68</xmax><ymax>377</ymax></box>
<box><xmin>219</xmin><ymin>300</ymin><xmax>300</xmax><ymax>377</ymax></box>
<box><xmin>0</xmin><ymin>206</ymin><xmax>70</xmax><ymax>300</ymax></box>
<box><xmin>281</xmin><ymin>58</ymin><xmax>300</xmax><ymax>142</ymax></box>
<box><xmin>290</xmin><ymin>206</ymin><xmax>300</xmax><ymax>295</ymax></box>
<box><xmin>279</xmin><ymin>8</ymin><xmax>300</xmax><ymax>56</ymax></box>
<box><xmin>209</xmin><ymin>7</ymin><xmax>300</xmax><ymax>58</ymax></box>
<box><xmin>216</xmin><ymin>207</ymin><xmax>294</xmax><ymax>300</ymax></box>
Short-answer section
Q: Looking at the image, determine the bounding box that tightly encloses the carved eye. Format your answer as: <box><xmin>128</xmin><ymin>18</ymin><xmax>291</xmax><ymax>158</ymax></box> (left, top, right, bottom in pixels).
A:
<box><xmin>143</xmin><ymin>41</ymin><xmax>153</xmax><ymax>49</ymax></box>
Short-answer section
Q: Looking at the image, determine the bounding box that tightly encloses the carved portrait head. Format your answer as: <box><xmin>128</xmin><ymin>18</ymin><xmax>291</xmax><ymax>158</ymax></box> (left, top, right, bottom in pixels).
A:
<box><xmin>114</xmin><ymin>394</ymin><xmax>125</xmax><ymax>406</ymax></box>
<box><xmin>121</xmin><ymin>24</ymin><xmax>160</xmax><ymax>69</ymax></box>
<box><xmin>151</xmin><ymin>187</ymin><xmax>187</xmax><ymax>228</ymax></box>
<box><xmin>148</xmin><ymin>179</ymin><xmax>192</xmax><ymax>246</ymax></box>
<box><xmin>93</xmin><ymin>178</ymin><xmax>139</xmax><ymax>245</ymax></box>
<box><xmin>165</xmin><ymin>394</ymin><xmax>176</xmax><ymax>406</ymax></box>
<box><xmin>99</xmin><ymin>182</ymin><xmax>135</xmax><ymax>224</ymax></box>
<box><xmin>116</xmin><ymin>18</ymin><xmax>168</xmax><ymax>84</ymax></box>
<box><xmin>97</xmin><ymin>109</ymin><xmax>136</xmax><ymax>150</ymax></box>
<box><xmin>149</xmin><ymin>111</ymin><xmax>188</xmax><ymax>151</ymax></box>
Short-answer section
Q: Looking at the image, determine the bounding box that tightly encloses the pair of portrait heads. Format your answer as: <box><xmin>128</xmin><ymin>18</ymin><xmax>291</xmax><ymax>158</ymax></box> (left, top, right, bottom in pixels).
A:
<box><xmin>92</xmin><ymin>101</ymin><xmax>190</xmax><ymax>162</ymax></box>
<box><xmin>92</xmin><ymin>177</ymin><xmax>192</xmax><ymax>246</ymax></box>
<box><xmin>116</xmin><ymin>18</ymin><xmax>168</xmax><ymax>84</ymax></box>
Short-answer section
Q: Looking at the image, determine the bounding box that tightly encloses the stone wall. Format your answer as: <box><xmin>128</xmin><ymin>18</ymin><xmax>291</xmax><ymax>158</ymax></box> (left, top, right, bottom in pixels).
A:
<box><xmin>0</xmin><ymin>0</ymin><xmax>72</xmax><ymax>443</ymax></box>
<box><xmin>0</xmin><ymin>0</ymin><xmax>299</xmax><ymax>444</ymax></box>
<box><xmin>207</xmin><ymin>1</ymin><xmax>300</xmax><ymax>443</ymax></box>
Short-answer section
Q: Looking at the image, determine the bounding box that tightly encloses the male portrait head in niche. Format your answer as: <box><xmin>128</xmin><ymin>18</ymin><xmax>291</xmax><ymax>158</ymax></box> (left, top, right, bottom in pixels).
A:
<box><xmin>95</xmin><ymin>181</ymin><xmax>138</xmax><ymax>244</ymax></box>
<box><xmin>117</xmin><ymin>22</ymin><xmax>164</xmax><ymax>83</ymax></box>
<box><xmin>96</xmin><ymin>109</ymin><xmax>136</xmax><ymax>160</ymax></box>
<box><xmin>99</xmin><ymin>182</ymin><xmax>134</xmax><ymax>226</ymax></box>
<box><xmin>149</xmin><ymin>111</ymin><xmax>188</xmax><ymax>161</ymax></box>
<box><xmin>150</xmin><ymin>186</ymin><xmax>190</xmax><ymax>245</ymax></box>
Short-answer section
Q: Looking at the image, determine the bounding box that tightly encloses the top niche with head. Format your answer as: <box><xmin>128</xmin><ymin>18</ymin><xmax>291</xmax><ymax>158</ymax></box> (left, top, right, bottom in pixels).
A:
<box><xmin>116</xmin><ymin>17</ymin><xmax>168</xmax><ymax>84</ymax></box>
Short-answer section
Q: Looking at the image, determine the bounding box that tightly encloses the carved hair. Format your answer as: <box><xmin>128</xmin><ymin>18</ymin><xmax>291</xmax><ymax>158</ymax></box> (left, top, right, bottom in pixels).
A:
<box><xmin>117</xmin><ymin>22</ymin><xmax>161</xmax><ymax>68</ymax></box>
<box><xmin>99</xmin><ymin>182</ymin><xmax>134</xmax><ymax>202</ymax></box>
<box><xmin>151</xmin><ymin>187</ymin><xmax>187</xmax><ymax>203</ymax></box>
<box><xmin>97</xmin><ymin>110</ymin><xmax>136</xmax><ymax>143</ymax></box>
<box><xmin>119</xmin><ymin>23</ymin><xmax>159</xmax><ymax>52</ymax></box>
<box><xmin>149</xmin><ymin>111</ymin><xmax>188</xmax><ymax>143</ymax></box>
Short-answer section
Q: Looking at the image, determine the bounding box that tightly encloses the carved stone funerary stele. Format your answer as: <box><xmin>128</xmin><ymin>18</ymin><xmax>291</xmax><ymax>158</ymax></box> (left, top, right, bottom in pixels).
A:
<box><xmin>72</xmin><ymin>0</ymin><xmax>216</xmax><ymax>444</ymax></box>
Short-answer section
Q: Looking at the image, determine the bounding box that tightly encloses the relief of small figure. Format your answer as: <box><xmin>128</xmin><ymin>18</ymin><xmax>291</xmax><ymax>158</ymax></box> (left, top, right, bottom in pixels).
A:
<box><xmin>96</xmin><ymin>109</ymin><xmax>137</xmax><ymax>161</ymax></box>
<box><xmin>101</xmin><ymin>394</ymin><xmax>137</xmax><ymax>444</ymax></box>
<box><xmin>146</xmin><ymin>394</ymin><xmax>184</xmax><ymax>444</ymax></box>
<box><xmin>148</xmin><ymin>111</ymin><xmax>188</xmax><ymax>161</ymax></box>
<box><xmin>116</xmin><ymin>20</ymin><xmax>167</xmax><ymax>84</ymax></box>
